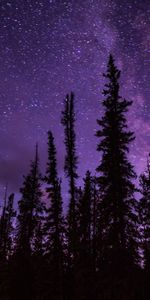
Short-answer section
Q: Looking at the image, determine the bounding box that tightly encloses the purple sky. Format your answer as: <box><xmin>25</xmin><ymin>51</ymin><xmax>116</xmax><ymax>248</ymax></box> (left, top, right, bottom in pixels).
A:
<box><xmin>0</xmin><ymin>0</ymin><xmax>149</xmax><ymax>203</ymax></box>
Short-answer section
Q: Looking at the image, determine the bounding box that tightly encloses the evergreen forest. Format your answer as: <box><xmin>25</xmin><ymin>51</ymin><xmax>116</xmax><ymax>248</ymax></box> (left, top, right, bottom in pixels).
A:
<box><xmin>0</xmin><ymin>55</ymin><xmax>149</xmax><ymax>300</ymax></box>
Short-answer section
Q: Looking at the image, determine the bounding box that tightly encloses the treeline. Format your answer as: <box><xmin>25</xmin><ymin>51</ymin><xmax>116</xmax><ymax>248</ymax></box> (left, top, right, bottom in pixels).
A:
<box><xmin>0</xmin><ymin>55</ymin><xmax>149</xmax><ymax>300</ymax></box>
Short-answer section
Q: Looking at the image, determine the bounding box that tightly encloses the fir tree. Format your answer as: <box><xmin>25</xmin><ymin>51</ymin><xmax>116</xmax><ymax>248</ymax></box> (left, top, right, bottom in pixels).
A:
<box><xmin>16</xmin><ymin>144</ymin><xmax>43</xmax><ymax>254</ymax></box>
<box><xmin>96</xmin><ymin>54</ymin><xmax>138</xmax><ymax>273</ymax></box>
<box><xmin>44</xmin><ymin>130</ymin><xmax>64</xmax><ymax>300</ymax></box>
<box><xmin>0</xmin><ymin>190</ymin><xmax>15</xmax><ymax>259</ymax></box>
<box><xmin>33</xmin><ymin>218</ymin><xmax>44</xmax><ymax>257</ymax></box>
<box><xmin>5</xmin><ymin>193</ymin><xmax>16</xmax><ymax>258</ymax></box>
<box><xmin>91</xmin><ymin>176</ymin><xmax>99</xmax><ymax>274</ymax></box>
<box><xmin>12</xmin><ymin>145</ymin><xmax>43</xmax><ymax>300</ymax></box>
<box><xmin>139</xmin><ymin>158</ymin><xmax>150</xmax><ymax>271</ymax></box>
<box><xmin>76</xmin><ymin>171</ymin><xmax>93</xmax><ymax>300</ymax></box>
<box><xmin>0</xmin><ymin>185</ymin><xmax>8</xmax><ymax>259</ymax></box>
<box><xmin>78</xmin><ymin>171</ymin><xmax>92</xmax><ymax>260</ymax></box>
<box><xmin>61</xmin><ymin>92</ymin><xmax>78</xmax><ymax>264</ymax></box>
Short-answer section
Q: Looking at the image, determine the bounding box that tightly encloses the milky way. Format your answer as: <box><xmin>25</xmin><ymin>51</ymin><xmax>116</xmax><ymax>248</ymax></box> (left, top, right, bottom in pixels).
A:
<box><xmin>0</xmin><ymin>0</ymin><xmax>149</xmax><ymax>201</ymax></box>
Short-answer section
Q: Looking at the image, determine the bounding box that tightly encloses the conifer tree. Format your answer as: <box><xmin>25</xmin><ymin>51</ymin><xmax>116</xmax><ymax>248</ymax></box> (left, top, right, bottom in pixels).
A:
<box><xmin>139</xmin><ymin>158</ymin><xmax>150</xmax><ymax>271</ymax></box>
<box><xmin>61</xmin><ymin>92</ymin><xmax>78</xmax><ymax>264</ymax></box>
<box><xmin>0</xmin><ymin>186</ymin><xmax>8</xmax><ymax>259</ymax></box>
<box><xmin>91</xmin><ymin>176</ymin><xmax>99</xmax><ymax>274</ymax></box>
<box><xmin>44</xmin><ymin>130</ymin><xmax>64</xmax><ymax>300</ymax></box>
<box><xmin>5</xmin><ymin>193</ymin><xmax>16</xmax><ymax>258</ymax></box>
<box><xmin>0</xmin><ymin>190</ymin><xmax>15</xmax><ymax>259</ymax></box>
<box><xmin>75</xmin><ymin>171</ymin><xmax>93</xmax><ymax>299</ymax></box>
<box><xmin>78</xmin><ymin>171</ymin><xmax>92</xmax><ymax>260</ymax></box>
<box><xmin>33</xmin><ymin>218</ymin><xmax>44</xmax><ymax>257</ymax></box>
<box><xmin>12</xmin><ymin>145</ymin><xmax>43</xmax><ymax>300</ymax></box>
<box><xmin>16</xmin><ymin>144</ymin><xmax>43</xmax><ymax>254</ymax></box>
<box><xmin>96</xmin><ymin>54</ymin><xmax>138</xmax><ymax>272</ymax></box>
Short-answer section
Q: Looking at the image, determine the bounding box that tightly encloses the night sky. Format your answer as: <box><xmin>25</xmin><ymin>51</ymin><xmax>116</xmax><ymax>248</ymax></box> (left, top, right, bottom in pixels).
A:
<box><xmin>0</xmin><ymin>0</ymin><xmax>149</xmax><ymax>202</ymax></box>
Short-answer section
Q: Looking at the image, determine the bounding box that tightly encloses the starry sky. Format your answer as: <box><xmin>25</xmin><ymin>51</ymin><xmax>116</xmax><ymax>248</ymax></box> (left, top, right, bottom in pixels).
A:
<box><xmin>0</xmin><ymin>0</ymin><xmax>149</xmax><ymax>202</ymax></box>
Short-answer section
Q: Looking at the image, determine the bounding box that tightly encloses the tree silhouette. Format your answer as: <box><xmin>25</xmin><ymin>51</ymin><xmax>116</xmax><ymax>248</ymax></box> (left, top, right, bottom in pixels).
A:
<box><xmin>61</xmin><ymin>92</ymin><xmax>78</xmax><ymax>265</ymax></box>
<box><xmin>0</xmin><ymin>55</ymin><xmax>147</xmax><ymax>300</ymax></box>
<box><xmin>139</xmin><ymin>158</ymin><xmax>150</xmax><ymax>271</ymax></box>
<box><xmin>14</xmin><ymin>144</ymin><xmax>43</xmax><ymax>300</ymax></box>
<box><xmin>76</xmin><ymin>171</ymin><xmax>93</xmax><ymax>299</ymax></box>
<box><xmin>44</xmin><ymin>130</ymin><xmax>64</xmax><ymax>300</ymax></box>
<box><xmin>5</xmin><ymin>193</ymin><xmax>16</xmax><ymax>258</ymax></box>
<box><xmin>0</xmin><ymin>189</ymin><xmax>15</xmax><ymax>260</ymax></box>
<box><xmin>78</xmin><ymin>171</ymin><xmax>92</xmax><ymax>260</ymax></box>
<box><xmin>96</xmin><ymin>54</ymin><xmax>139</xmax><ymax>274</ymax></box>
<box><xmin>16</xmin><ymin>144</ymin><xmax>43</xmax><ymax>254</ymax></box>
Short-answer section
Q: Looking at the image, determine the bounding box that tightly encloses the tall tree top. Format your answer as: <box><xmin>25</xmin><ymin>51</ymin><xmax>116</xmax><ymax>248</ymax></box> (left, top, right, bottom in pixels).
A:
<box><xmin>61</xmin><ymin>92</ymin><xmax>78</xmax><ymax>180</ymax></box>
<box><xmin>45</xmin><ymin>130</ymin><xmax>58</xmax><ymax>185</ymax></box>
<box><xmin>96</xmin><ymin>54</ymin><xmax>135</xmax><ymax>165</ymax></box>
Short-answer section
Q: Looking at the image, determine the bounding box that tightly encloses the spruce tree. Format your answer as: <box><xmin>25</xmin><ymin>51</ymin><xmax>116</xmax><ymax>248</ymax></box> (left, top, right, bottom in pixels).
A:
<box><xmin>76</xmin><ymin>171</ymin><xmax>93</xmax><ymax>299</ymax></box>
<box><xmin>91</xmin><ymin>176</ymin><xmax>99</xmax><ymax>274</ymax></box>
<box><xmin>61</xmin><ymin>92</ymin><xmax>78</xmax><ymax>264</ymax></box>
<box><xmin>78</xmin><ymin>171</ymin><xmax>92</xmax><ymax>261</ymax></box>
<box><xmin>16</xmin><ymin>144</ymin><xmax>43</xmax><ymax>254</ymax></box>
<box><xmin>0</xmin><ymin>186</ymin><xmax>8</xmax><ymax>259</ymax></box>
<box><xmin>139</xmin><ymin>158</ymin><xmax>150</xmax><ymax>271</ymax></box>
<box><xmin>13</xmin><ymin>145</ymin><xmax>43</xmax><ymax>300</ymax></box>
<box><xmin>5</xmin><ymin>193</ymin><xmax>16</xmax><ymax>258</ymax></box>
<box><xmin>96</xmin><ymin>54</ymin><xmax>138</xmax><ymax>273</ymax></box>
<box><xmin>0</xmin><ymin>191</ymin><xmax>15</xmax><ymax>259</ymax></box>
<box><xmin>44</xmin><ymin>130</ymin><xmax>64</xmax><ymax>300</ymax></box>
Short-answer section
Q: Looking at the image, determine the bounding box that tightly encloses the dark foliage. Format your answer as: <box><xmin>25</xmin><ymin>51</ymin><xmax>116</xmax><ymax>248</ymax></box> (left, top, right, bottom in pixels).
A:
<box><xmin>96</xmin><ymin>54</ymin><xmax>139</xmax><ymax>274</ymax></box>
<box><xmin>0</xmin><ymin>192</ymin><xmax>15</xmax><ymax>259</ymax></box>
<box><xmin>61</xmin><ymin>93</ymin><xmax>78</xmax><ymax>266</ymax></box>
<box><xmin>139</xmin><ymin>159</ymin><xmax>150</xmax><ymax>268</ymax></box>
<box><xmin>139</xmin><ymin>158</ymin><xmax>150</xmax><ymax>296</ymax></box>
<box><xmin>16</xmin><ymin>144</ymin><xmax>43</xmax><ymax>254</ymax></box>
<box><xmin>61</xmin><ymin>93</ymin><xmax>79</xmax><ymax>299</ymax></box>
<box><xmin>0</xmin><ymin>56</ymin><xmax>148</xmax><ymax>300</ymax></box>
<box><xmin>13</xmin><ymin>144</ymin><xmax>44</xmax><ymax>300</ymax></box>
<box><xmin>44</xmin><ymin>130</ymin><xmax>64</xmax><ymax>300</ymax></box>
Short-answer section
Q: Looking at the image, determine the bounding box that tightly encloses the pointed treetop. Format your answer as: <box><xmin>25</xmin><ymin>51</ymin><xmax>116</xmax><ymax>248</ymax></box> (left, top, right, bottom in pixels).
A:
<box><xmin>104</xmin><ymin>54</ymin><xmax>121</xmax><ymax>82</ymax></box>
<box><xmin>108</xmin><ymin>53</ymin><xmax>114</xmax><ymax>64</ymax></box>
<box><xmin>48</xmin><ymin>130</ymin><xmax>52</xmax><ymax>138</ymax></box>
